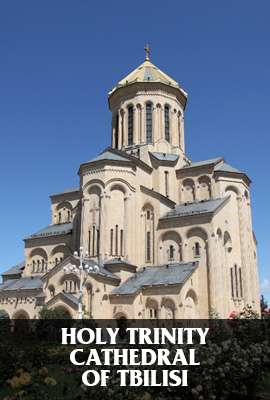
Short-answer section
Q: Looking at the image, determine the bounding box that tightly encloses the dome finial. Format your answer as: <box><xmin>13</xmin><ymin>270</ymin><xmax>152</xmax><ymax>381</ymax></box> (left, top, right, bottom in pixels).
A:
<box><xmin>144</xmin><ymin>44</ymin><xmax>150</xmax><ymax>61</ymax></box>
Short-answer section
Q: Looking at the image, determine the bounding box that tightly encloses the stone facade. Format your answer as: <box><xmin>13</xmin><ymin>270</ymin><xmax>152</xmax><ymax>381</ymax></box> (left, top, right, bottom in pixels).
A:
<box><xmin>0</xmin><ymin>55</ymin><xmax>260</xmax><ymax>319</ymax></box>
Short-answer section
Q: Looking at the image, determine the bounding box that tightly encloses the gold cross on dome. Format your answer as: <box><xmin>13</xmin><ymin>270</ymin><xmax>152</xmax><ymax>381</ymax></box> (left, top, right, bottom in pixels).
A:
<box><xmin>144</xmin><ymin>44</ymin><xmax>150</xmax><ymax>61</ymax></box>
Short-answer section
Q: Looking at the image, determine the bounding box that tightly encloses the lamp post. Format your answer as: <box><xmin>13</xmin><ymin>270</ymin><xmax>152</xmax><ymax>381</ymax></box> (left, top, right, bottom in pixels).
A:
<box><xmin>63</xmin><ymin>246</ymin><xmax>99</xmax><ymax>319</ymax></box>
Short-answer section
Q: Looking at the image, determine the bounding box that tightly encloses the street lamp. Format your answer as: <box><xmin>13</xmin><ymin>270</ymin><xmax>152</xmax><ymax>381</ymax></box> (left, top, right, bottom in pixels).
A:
<box><xmin>63</xmin><ymin>246</ymin><xmax>99</xmax><ymax>319</ymax></box>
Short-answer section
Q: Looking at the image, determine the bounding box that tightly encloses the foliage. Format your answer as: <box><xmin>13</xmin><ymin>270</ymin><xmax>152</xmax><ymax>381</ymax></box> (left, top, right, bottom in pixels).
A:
<box><xmin>39</xmin><ymin>307</ymin><xmax>71</xmax><ymax>319</ymax></box>
<box><xmin>261</xmin><ymin>295</ymin><xmax>270</xmax><ymax>319</ymax></box>
<box><xmin>229</xmin><ymin>304</ymin><xmax>260</xmax><ymax>319</ymax></box>
<box><xmin>0</xmin><ymin>309</ymin><xmax>10</xmax><ymax>319</ymax></box>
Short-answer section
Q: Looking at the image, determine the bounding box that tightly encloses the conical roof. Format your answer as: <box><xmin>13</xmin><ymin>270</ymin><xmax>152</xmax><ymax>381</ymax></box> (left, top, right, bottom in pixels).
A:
<box><xmin>109</xmin><ymin>59</ymin><xmax>187</xmax><ymax>97</ymax></box>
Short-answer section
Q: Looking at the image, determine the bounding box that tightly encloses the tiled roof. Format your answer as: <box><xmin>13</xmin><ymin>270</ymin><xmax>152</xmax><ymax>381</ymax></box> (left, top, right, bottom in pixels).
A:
<box><xmin>62</xmin><ymin>292</ymin><xmax>79</xmax><ymax>305</ymax></box>
<box><xmin>2</xmin><ymin>262</ymin><xmax>25</xmax><ymax>276</ymax></box>
<box><xmin>87</xmin><ymin>149</ymin><xmax>130</xmax><ymax>164</ymax></box>
<box><xmin>0</xmin><ymin>277</ymin><xmax>42</xmax><ymax>292</ymax></box>
<box><xmin>112</xmin><ymin>262</ymin><xmax>197</xmax><ymax>295</ymax></box>
<box><xmin>160</xmin><ymin>197</ymin><xmax>228</xmax><ymax>220</ymax></box>
<box><xmin>105</xmin><ymin>258</ymin><xmax>135</xmax><ymax>267</ymax></box>
<box><xmin>150</xmin><ymin>152</ymin><xmax>179</xmax><ymax>162</ymax></box>
<box><xmin>214</xmin><ymin>162</ymin><xmax>243</xmax><ymax>174</ymax></box>
<box><xmin>109</xmin><ymin>60</ymin><xmax>185</xmax><ymax>95</ymax></box>
<box><xmin>25</xmin><ymin>222</ymin><xmax>73</xmax><ymax>240</ymax></box>
<box><xmin>182</xmin><ymin>157</ymin><xmax>223</xmax><ymax>169</ymax></box>
<box><xmin>50</xmin><ymin>187</ymin><xmax>80</xmax><ymax>197</ymax></box>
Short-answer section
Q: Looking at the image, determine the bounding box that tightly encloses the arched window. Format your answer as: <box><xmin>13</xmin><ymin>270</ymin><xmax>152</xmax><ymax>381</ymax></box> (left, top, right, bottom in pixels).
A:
<box><xmin>164</xmin><ymin>105</ymin><xmax>170</xmax><ymax>142</ymax></box>
<box><xmin>168</xmin><ymin>245</ymin><xmax>175</xmax><ymax>261</ymax></box>
<box><xmin>194</xmin><ymin>242</ymin><xmax>201</xmax><ymax>257</ymax></box>
<box><xmin>146</xmin><ymin>102</ymin><xmax>153</xmax><ymax>143</ymax></box>
<box><xmin>230</xmin><ymin>267</ymin><xmax>234</xmax><ymax>298</ymax></box>
<box><xmin>115</xmin><ymin>224</ymin><xmax>119</xmax><ymax>255</ymax></box>
<box><xmin>110</xmin><ymin>229</ymin><xmax>113</xmax><ymax>255</ymax></box>
<box><xmin>164</xmin><ymin>171</ymin><xmax>169</xmax><ymax>197</ymax></box>
<box><xmin>146</xmin><ymin>299</ymin><xmax>159</xmax><ymax>320</ymax></box>
<box><xmin>177</xmin><ymin>112</ymin><xmax>181</xmax><ymax>147</ymax></box>
<box><xmin>146</xmin><ymin>231</ymin><xmax>151</xmax><ymax>262</ymax></box>
<box><xmin>120</xmin><ymin>229</ymin><xmax>124</xmax><ymax>256</ymax></box>
<box><xmin>128</xmin><ymin>106</ymin><xmax>134</xmax><ymax>145</ymax></box>
<box><xmin>49</xmin><ymin>285</ymin><xmax>55</xmax><ymax>298</ymax></box>
<box><xmin>230</xmin><ymin>264</ymin><xmax>243</xmax><ymax>299</ymax></box>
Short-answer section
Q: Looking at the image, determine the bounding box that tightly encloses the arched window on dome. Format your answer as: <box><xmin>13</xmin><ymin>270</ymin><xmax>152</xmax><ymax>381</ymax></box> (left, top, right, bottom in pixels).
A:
<box><xmin>146</xmin><ymin>102</ymin><xmax>153</xmax><ymax>143</ymax></box>
<box><xmin>128</xmin><ymin>106</ymin><xmax>134</xmax><ymax>146</ymax></box>
<box><xmin>164</xmin><ymin>105</ymin><xmax>170</xmax><ymax>142</ymax></box>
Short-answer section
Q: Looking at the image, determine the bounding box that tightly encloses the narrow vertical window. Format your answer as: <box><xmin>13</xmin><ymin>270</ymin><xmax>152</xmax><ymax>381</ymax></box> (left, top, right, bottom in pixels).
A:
<box><xmin>178</xmin><ymin>113</ymin><xmax>181</xmax><ymax>147</ymax></box>
<box><xmin>67</xmin><ymin>210</ymin><xmax>71</xmax><ymax>222</ymax></box>
<box><xmin>194</xmin><ymin>242</ymin><xmax>201</xmax><ymax>257</ymax></box>
<box><xmin>115</xmin><ymin>225</ymin><xmax>119</xmax><ymax>255</ymax></box>
<box><xmin>164</xmin><ymin>105</ymin><xmax>170</xmax><ymax>141</ymax></box>
<box><xmin>110</xmin><ymin>229</ymin><xmax>113</xmax><ymax>255</ymax></box>
<box><xmin>115</xmin><ymin>113</ymin><xmax>119</xmax><ymax>148</ymax></box>
<box><xmin>234</xmin><ymin>264</ymin><xmax>239</xmax><ymax>298</ymax></box>
<box><xmin>239</xmin><ymin>267</ymin><xmax>243</xmax><ymax>298</ymax></box>
<box><xmin>169</xmin><ymin>245</ymin><xmax>175</xmax><ymax>260</ymax></box>
<box><xmin>58</xmin><ymin>212</ymin><xmax>62</xmax><ymax>224</ymax></box>
<box><xmin>88</xmin><ymin>230</ymin><xmax>91</xmax><ymax>257</ymax></box>
<box><xmin>92</xmin><ymin>226</ymin><xmax>96</xmax><ymax>257</ymax></box>
<box><xmin>128</xmin><ymin>106</ymin><xmax>133</xmax><ymax>146</ymax></box>
<box><xmin>230</xmin><ymin>267</ymin><xmax>234</xmax><ymax>298</ymax></box>
<box><xmin>146</xmin><ymin>231</ymin><xmax>151</xmax><ymax>262</ymax></box>
<box><xmin>32</xmin><ymin>260</ymin><xmax>36</xmax><ymax>273</ymax></box>
<box><xmin>146</xmin><ymin>102</ymin><xmax>153</xmax><ymax>143</ymax></box>
<box><xmin>164</xmin><ymin>171</ymin><xmax>169</xmax><ymax>197</ymax></box>
<box><xmin>120</xmin><ymin>229</ymin><xmax>124</xmax><ymax>256</ymax></box>
<box><xmin>97</xmin><ymin>229</ymin><xmax>100</xmax><ymax>256</ymax></box>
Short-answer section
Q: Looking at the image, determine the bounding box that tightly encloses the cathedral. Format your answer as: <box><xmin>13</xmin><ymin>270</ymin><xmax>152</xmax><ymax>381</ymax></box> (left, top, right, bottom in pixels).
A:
<box><xmin>0</xmin><ymin>49</ymin><xmax>260</xmax><ymax>319</ymax></box>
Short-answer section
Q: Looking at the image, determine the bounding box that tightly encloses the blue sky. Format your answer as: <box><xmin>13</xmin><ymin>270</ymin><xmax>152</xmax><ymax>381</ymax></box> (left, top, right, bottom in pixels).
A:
<box><xmin>0</xmin><ymin>1</ymin><xmax>269</xmax><ymax>301</ymax></box>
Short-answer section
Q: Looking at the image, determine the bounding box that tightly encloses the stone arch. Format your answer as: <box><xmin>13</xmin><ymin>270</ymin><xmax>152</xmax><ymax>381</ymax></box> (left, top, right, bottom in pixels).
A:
<box><xmin>60</xmin><ymin>273</ymin><xmax>80</xmax><ymax>293</ymax></box>
<box><xmin>198</xmin><ymin>175</ymin><xmax>212</xmax><ymax>201</ymax></box>
<box><xmin>13</xmin><ymin>309</ymin><xmax>30</xmax><ymax>319</ymax></box>
<box><xmin>82</xmin><ymin>179</ymin><xmax>105</xmax><ymax>193</ymax></box>
<box><xmin>29</xmin><ymin>247</ymin><xmax>48</xmax><ymax>260</ymax></box>
<box><xmin>161</xmin><ymin>297</ymin><xmax>176</xmax><ymax>319</ymax></box>
<box><xmin>106</xmin><ymin>177</ymin><xmax>135</xmax><ymax>193</ymax></box>
<box><xmin>29</xmin><ymin>248</ymin><xmax>48</xmax><ymax>274</ymax></box>
<box><xmin>159</xmin><ymin>230</ymin><xmax>182</xmax><ymax>263</ymax></box>
<box><xmin>224</xmin><ymin>231</ymin><xmax>232</xmax><ymax>252</ymax></box>
<box><xmin>50</xmin><ymin>245</ymin><xmax>70</xmax><ymax>267</ymax></box>
<box><xmin>146</xmin><ymin>298</ymin><xmax>159</xmax><ymax>319</ymax></box>
<box><xmin>182</xmin><ymin>178</ymin><xmax>196</xmax><ymax>203</ymax></box>
<box><xmin>186</xmin><ymin>227</ymin><xmax>208</xmax><ymax>241</ymax></box>
<box><xmin>56</xmin><ymin>201</ymin><xmax>73</xmax><ymax>223</ymax></box>
<box><xmin>52</xmin><ymin>305</ymin><xmax>72</xmax><ymax>319</ymax></box>
<box><xmin>186</xmin><ymin>227</ymin><xmax>208</xmax><ymax>260</ymax></box>
<box><xmin>183</xmin><ymin>289</ymin><xmax>198</xmax><ymax>319</ymax></box>
<box><xmin>56</xmin><ymin>201</ymin><xmax>72</xmax><ymax>211</ymax></box>
<box><xmin>225</xmin><ymin>185</ymin><xmax>239</xmax><ymax>195</ymax></box>
<box><xmin>107</xmin><ymin>183</ymin><xmax>127</xmax><ymax>258</ymax></box>
<box><xmin>185</xmin><ymin>289</ymin><xmax>198</xmax><ymax>305</ymax></box>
